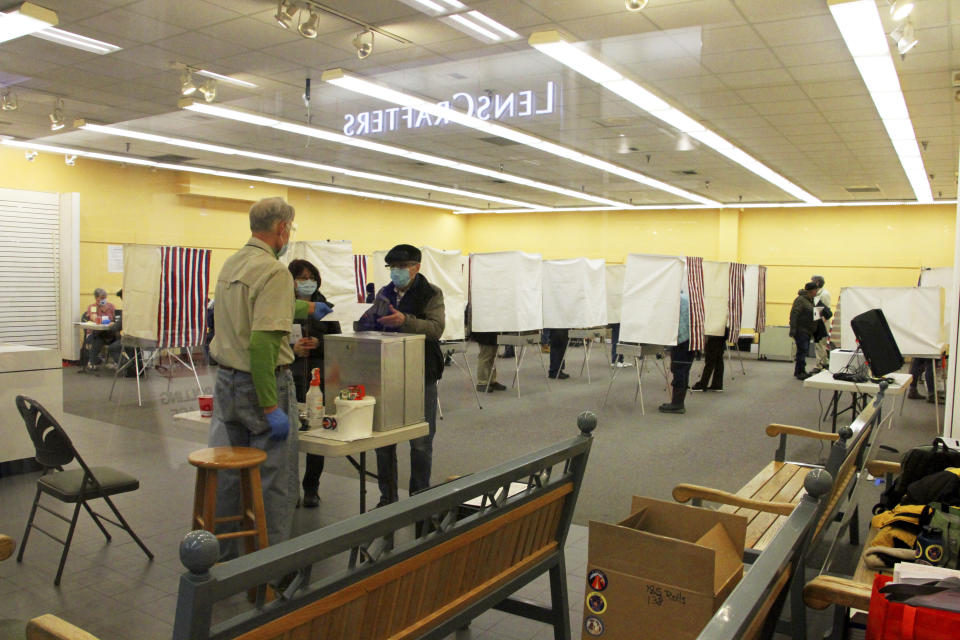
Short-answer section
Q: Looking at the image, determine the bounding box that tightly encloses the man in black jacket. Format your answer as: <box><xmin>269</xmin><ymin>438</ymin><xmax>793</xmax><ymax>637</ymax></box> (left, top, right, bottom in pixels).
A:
<box><xmin>358</xmin><ymin>244</ymin><xmax>445</xmax><ymax>505</ymax></box>
<box><xmin>789</xmin><ymin>282</ymin><xmax>819</xmax><ymax>380</ymax></box>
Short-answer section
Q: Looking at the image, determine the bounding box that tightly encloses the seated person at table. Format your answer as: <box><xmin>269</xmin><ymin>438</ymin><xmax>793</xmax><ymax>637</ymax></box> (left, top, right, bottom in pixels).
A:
<box><xmin>79</xmin><ymin>288</ymin><xmax>117</xmax><ymax>371</ymax></box>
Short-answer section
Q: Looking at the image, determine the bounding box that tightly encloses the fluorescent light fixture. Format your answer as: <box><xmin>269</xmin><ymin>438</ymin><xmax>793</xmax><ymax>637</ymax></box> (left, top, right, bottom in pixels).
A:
<box><xmin>321</xmin><ymin>68</ymin><xmax>718</xmax><ymax>206</ymax></box>
<box><xmin>193</xmin><ymin>69</ymin><xmax>257</xmax><ymax>89</ymax></box>
<box><xmin>529</xmin><ymin>31</ymin><xmax>819</xmax><ymax>205</ymax></box>
<box><xmin>464</xmin><ymin>11</ymin><xmax>519</xmax><ymax>40</ymax></box>
<box><xmin>398</xmin><ymin>0</ymin><xmax>447</xmax><ymax>15</ymax></box>
<box><xmin>0</xmin><ymin>138</ymin><xmax>480</xmax><ymax>212</ymax></box>
<box><xmin>180</xmin><ymin>98</ymin><xmax>627</xmax><ymax>207</ymax></box>
<box><xmin>78</xmin><ymin>121</ymin><xmax>543</xmax><ymax>208</ymax></box>
<box><xmin>828</xmin><ymin>0</ymin><xmax>932</xmax><ymax>203</ymax></box>
<box><xmin>453</xmin><ymin>199</ymin><xmax>955</xmax><ymax>214</ymax></box>
<box><xmin>32</xmin><ymin>27</ymin><xmax>121</xmax><ymax>54</ymax></box>
<box><xmin>0</xmin><ymin>2</ymin><xmax>57</xmax><ymax>44</ymax></box>
<box><xmin>443</xmin><ymin>13</ymin><xmax>501</xmax><ymax>42</ymax></box>
<box><xmin>438</xmin><ymin>0</ymin><xmax>466</xmax><ymax>9</ymax></box>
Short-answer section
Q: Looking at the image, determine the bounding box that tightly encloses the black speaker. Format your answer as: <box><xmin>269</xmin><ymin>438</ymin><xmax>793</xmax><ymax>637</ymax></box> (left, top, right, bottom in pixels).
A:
<box><xmin>849</xmin><ymin>308</ymin><xmax>904</xmax><ymax>377</ymax></box>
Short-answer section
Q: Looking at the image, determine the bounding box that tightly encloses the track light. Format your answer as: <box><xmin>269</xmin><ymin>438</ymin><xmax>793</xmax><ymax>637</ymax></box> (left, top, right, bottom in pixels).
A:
<box><xmin>625</xmin><ymin>0</ymin><xmax>648</xmax><ymax>11</ymax></box>
<box><xmin>889</xmin><ymin>0</ymin><xmax>914</xmax><ymax>21</ymax></box>
<box><xmin>353</xmin><ymin>30</ymin><xmax>373</xmax><ymax>59</ymax></box>
<box><xmin>180</xmin><ymin>71</ymin><xmax>197</xmax><ymax>96</ymax></box>
<box><xmin>24</xmin><ymin>150</ymin><xmax>37</xmax><ymax>162</ymax></box>
<box><xmin>298</xmin><ymin>7</ymin><xmax>320</xmax><ymax>38</ymax></box>
<box><xmin>0</xmin><ymin>87</ymin><xmax>17</xmax><ymax>111</ymax></box>
<box><xmin>275</xmin><ymin>0</ymin><xmax>298</xmax><ymax>29</ymax></box>
<box><xmin>890</xmin><ymin>20</ymin><xmax>918</xmax><ymax>55</ymax></box>
<box><xmin>48</xmin><ymin>99</ymin><xmax>64</xmax><ymax>130</ymax></box>
<box><xmin>64</xmin><ymin>154</ymin><xmax>76</xmax><ymax>166</ymax></box>
<box><xmin>198</xmin><ymin>79</ymin><xmax>217</xmax><ymax>102</ymax></box>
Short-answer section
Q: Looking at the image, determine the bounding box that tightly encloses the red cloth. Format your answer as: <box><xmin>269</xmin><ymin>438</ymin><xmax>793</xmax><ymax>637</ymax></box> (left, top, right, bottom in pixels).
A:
<box><xmin>867</xmin><ymin>574</ymin><xmax>960</xmax><ymax>640</ymax></box>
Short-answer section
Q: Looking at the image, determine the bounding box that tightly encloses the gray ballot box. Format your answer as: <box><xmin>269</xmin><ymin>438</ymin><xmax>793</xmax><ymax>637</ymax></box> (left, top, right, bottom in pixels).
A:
<box><xmin>323</xmin><ymin>332</ymin><xmax>425</xmax><ymax>431</ymax></box>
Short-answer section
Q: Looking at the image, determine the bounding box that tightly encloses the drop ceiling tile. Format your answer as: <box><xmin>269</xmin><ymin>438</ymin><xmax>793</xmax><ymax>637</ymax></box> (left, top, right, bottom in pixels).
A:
<box><xmin>699</xmin><ymin>25</ymin><xmax>766</xmax><ymax>53</ymax></box>
<box><xmin>200</xmin><ymin>17</ymin><xmax>304</xmax><ymax>48</ymax></box>
<box><xmin>72</xmin><ymin>57</ymin><xmax>164</xmax><ymax>81</ymax></box>
<box><xmin>125</xmin><ymin>0</ymin><xmax>242</xmax><ymax>29</ymax></box>
<box><xmin>802</xmin><ymin>80</ymin><xmax>868</xmax><ymax>99</ymax></box>
<box><xmin>812</xmin><ymin>95</ymin><xmax>875</xmax><ymax>111</ymax></box>
<box><xmin>702</xmin><ymin>49</ymin><xmax>782</xmax><ymax>74</ymax></box>
<box><xmin>821</xmin><ymin>108</ymin><xmax>880</xmax><ymax>124</ymax></box>
<box><xmin>153</xmin><ymin>32</ymin><xmax>249</xmax><ymax>62</ymax></box>
<box><xmin>735</xmin><ymin>0</ymin><xmax>829</xmax><ymax>23</ymax></box>
<box><xmin>773</xmin><ymin>40</ymin><xmax>851</xmax><ymax>67</ymax></box>
<box><xmin>736</xmin><ymin>84</ymin><xmax>809</xmax><ymax>103</ymax></box>
<box><xmin>897</xmin><ymin>51</ymin><xmax>952</xmax><ymax>74</ymax></box>
<box><xmin>77</xmin><ymin>8</ymin><xmax>185</xmax><ymax>44</ymax></box>
<box><xmin>624</xmin><ymin>57</ymin><xmax>705</xmax><ymax>81</ymax></box>
<box><xmin>754</xmin><ymin>14</ymin><xmax>842</xmax><ymax>47</ymax></box>
<box><xmin>107</xmin><ymin>45</ymin><xmax>180</xmax><ymax>71</ymax></box>
<box><xmin>0</xmin><ymin>52</ymin><xmax>59</xmax><ymax>78</ymax></box>
<box><xmin>907</xmin><ymin>101</ymin><xmax>954</xmax><ymax>117</ymax></box>
<box><xmin>716</xmin><ymin>68</ymin><xmax>794</xmax><ymax>89</ymax></box>
<box><xmin>652</xmin><ymin>76</ymin><xmax>726</xmax><ymax>98</ymax></box>
<box><xmin>0</xmin><ymin>36</ymin><xmax>101</xmax><ymax>65</ymax></box>
<box><xmin>752</xmin><ymin>99</ymin><xmax>817</xmax><ymax>115</ymax></box>
<box><xmin>904</xmin><ymin>87</ymin><xmax>953</xmax><ymax>104</ymax></box>
<box><xmin>900</xmin><ymin>71</ymin><xmax>951</xmax><ymax>91</ymax></box>
<box><xmin>789</xmin><ymin>61</ymin><xmax>860</xmax><ymax>84</ymax></box>
<box><xmin>560</xmin><ymin>12</ymin><xmax>660</xmax><ymax>41</ymax></box>
<box><xmin>642</xmin><ymin>0</ymin><xmax>744</xmax><ymax>31</ymax></box>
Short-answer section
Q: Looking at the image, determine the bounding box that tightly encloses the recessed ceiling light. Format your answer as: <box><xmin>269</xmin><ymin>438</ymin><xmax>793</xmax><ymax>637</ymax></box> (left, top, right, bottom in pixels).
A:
<box><xmin>528</xmin><ymin>31</ymin><xmax>820</xmax><ymax>204</ymax></box>
<box><xmin>321</xmin><ymin>68</ymin><xmax>720</xmax><ymax>206</ymax></box>
<box><xmin>193</xmin><ymin>69</ymin><xmax>257</xmax><ymax>89</ymax></box>
<box><xmin>78</xmin><ymin>121</ymin><xmax>545</xmax><ymax>209</ymax></box>
<box><xmin>0</xmin><ymin>2</ymin><xmax>57</xmax><ymax>44</ymax></box>
<box><xmin>31</xmin><ymin>27</ymin><xmax>121</xmax><ymax>54</ymax></box>
<box><xmin>829</xmin><ymin>0</ymin><xmax>932</xmax><ymax>203</ymax></box>
<box><xmin>179</xmin><ymin>98</ymin><xmax>627</xmax><ymax>207</ymax></box>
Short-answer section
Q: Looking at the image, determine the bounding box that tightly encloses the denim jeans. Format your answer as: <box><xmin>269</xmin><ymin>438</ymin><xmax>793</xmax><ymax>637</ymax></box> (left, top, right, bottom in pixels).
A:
<box><xmin>376</xmin><ymin>381</ymin><xmax>438</xmax><ymax>503</ymax></box>
<box><xmin>794</xmin><ymin>332</ymin><xmax>811</xmax><ymax>377</ymax></box>
<box><xmin>208</xmin><ymin>368</ymin><xmax>297</xmax><ymax>553</ymax></box>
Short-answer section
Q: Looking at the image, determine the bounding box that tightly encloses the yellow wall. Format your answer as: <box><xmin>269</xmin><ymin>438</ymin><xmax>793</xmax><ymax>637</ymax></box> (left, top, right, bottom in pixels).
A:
<box><xmin>0</xmin><ymin>146</ymin><xmax>954</xmax><ymax>324</ymax></box>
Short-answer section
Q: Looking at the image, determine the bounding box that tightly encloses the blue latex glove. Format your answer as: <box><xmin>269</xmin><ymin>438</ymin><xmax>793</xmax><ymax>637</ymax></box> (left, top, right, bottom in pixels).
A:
<box><xmin>265</xmin><ymin>408</ymin><xmax>290</xmax><ymax>441</ymax></box>
<box><xmin>311</xmin><ymin>302</ymin><xmax>333</xmax><ymax>321</ymax></box>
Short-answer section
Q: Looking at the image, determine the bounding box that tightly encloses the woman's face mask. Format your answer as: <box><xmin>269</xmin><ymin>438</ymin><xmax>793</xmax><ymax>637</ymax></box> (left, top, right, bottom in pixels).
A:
<box><xmin>296</xmin><ymin>280</ymin><xmax>318</xmax><ymax>298</ymax></box>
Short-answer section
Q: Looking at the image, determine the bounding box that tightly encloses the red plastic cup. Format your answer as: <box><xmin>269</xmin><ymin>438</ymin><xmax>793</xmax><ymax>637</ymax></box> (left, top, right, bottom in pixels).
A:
<box><xmin>198</xmin><ymin>394</ymin><xmax>214</xmax><ymax>418</ymax></box>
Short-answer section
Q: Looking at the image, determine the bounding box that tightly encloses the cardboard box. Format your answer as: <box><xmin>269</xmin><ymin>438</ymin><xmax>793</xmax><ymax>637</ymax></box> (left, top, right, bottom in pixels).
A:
<box><xmin>581</xmin><ymin>497</ymin><xmax>747</xmax><ymax>640</ymax></box>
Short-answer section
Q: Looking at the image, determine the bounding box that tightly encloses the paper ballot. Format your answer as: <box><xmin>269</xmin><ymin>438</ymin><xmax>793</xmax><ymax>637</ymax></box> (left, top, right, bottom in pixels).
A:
<box><xmin>289</xmin><ymin>323</ymin><xmax>303</xmax><ymax>344</ymax></box>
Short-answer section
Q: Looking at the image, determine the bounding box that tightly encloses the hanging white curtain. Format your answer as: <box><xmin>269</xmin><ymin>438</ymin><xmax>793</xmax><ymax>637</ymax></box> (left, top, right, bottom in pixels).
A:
<box><xmin>470</xmin><ymin>251</ymin><xmax>542</xmax><ymax>332</ymax></box>
<box><xmin>542</xmin><ymin>258</ymin><xmax>607</xmax><ymax>328</ymax></box>
<box><xmin>620</xmin><ymin>253</ymin><xmax>685</xmax><ymax>346</ymax></box>
<box><xmin>702</xmin><ymin>260</ymin><xmax>730</xmax><ymax>336</ymax></box>
<box><xmin>419</xmin><ymin>246</ymin><xmax>467</xmax><ymax>340</ymax></box>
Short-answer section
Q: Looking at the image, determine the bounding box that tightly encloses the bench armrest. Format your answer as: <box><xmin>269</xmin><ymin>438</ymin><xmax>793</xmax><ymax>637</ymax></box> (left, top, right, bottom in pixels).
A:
<box><xmin>765</xmin><ymin>424</ymin><xmax>840</xmax><ymax>442</ymax></box>
<box><xmin>27</xmin><ymin>615</ymin><xmax>102</xmax><ymax>640</ymax></box>
<box><xmin>803</xmin><ymin>575</ymin><xmax>872</xmax><ymax>611</ymax></box>
<box><xmin>0</xmin><ymin>534</ymin><xmax>13</xmax><ymax>562</ymax></box>
<box><xmin>866</xmin><ymin>460</ymin><xmax>901</xmax><ymax>477</ymax></box>
<box><xmin>672</xmin><ymin>484</ymin><xmax>795</xmax><ymax>516</ymax></box>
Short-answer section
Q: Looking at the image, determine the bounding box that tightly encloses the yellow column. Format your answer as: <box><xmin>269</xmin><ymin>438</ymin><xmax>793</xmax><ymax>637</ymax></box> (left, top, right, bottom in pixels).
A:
<box><xmin>716</xmin><ymin>208</ymin><xmax>740</xmax><ymax>261</ymax></box>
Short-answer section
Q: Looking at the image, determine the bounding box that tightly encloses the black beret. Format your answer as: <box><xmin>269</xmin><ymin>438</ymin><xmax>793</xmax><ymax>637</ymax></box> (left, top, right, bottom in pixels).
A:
<box><xmin>804</xmin><ymin>281</ymin><xmax>819</xmax><ymax>291</ymax></box>
<box><xmin>385</xmin><ymin>244</ymin><xmax>421</xmax><ymax>264</ymax></box>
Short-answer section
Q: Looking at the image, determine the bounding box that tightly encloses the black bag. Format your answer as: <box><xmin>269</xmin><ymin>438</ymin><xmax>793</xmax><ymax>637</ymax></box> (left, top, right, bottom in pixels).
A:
<box><xmin>875</xmin><ymin>438</ymin><xmax>960</xmax><ymax>512</ymax></box>
<box><xmin>904</xmin><ymin>470</ymin><xmax>960</xmax><ymax>506</ymax></box>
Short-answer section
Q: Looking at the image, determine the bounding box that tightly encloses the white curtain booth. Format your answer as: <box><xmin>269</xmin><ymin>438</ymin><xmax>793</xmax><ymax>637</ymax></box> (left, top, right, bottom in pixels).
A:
<box><xmin>840</xmin><ymin>287</ymin><xmax>945</xmax><ymax>357</ymax></box>
<box><xmin>470</xmin><ymin>251</ymin><xmax>543</xmax><ymax>333</ymax></box>
<box><xmin>285</xmin><ymin>240</ymin><xmax>357</xmax><ymax>308</ymax></box>
<box><xmin>542</xmin><ymin>258</ymin><xmax>607</xmax><ymax>329</ymax></box>
<box><xmin>741</xmin><ymin>264</ymin><xmax>760</xmax><ymax>332</ymax></box>
<box><xmin>702</xmin><ymin>260</ymin><xmax>731</xmax><ymax>337</ymax></box>
<box><xmin>620</xmin><ymin>253</ymin><xmax>685</xmax><ymax>346</ymax></box>
<box><xmin>606</xmin><ymin>263</ymin><xmax>625</xmax><ymax>325</ymax></box>
<box><xmin>419</xmin><ymin>246</ymin><xmax>468</xmax><ymax>341</ymax></box>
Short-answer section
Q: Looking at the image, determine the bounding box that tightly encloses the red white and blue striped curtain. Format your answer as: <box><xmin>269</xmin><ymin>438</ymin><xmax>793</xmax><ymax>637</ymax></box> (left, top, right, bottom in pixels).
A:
<box><xmin>157</xmin><ymin>246</ymin><xmax>211</xmax><ymax>348</ymax></box>
<box><xmin>756</xmin><ymin>265</ymin><xmax>767</xmax><ymax>333</ymax></box>
<box><xmin>728</xmin><ymin>262</ymin><xmax>746</xmax><ymax>340</ymax></box>
<box><xmin>686</xmin><ymin>256</ymin><xmax>705</xmax><ymax>351</ymax></box>
<box><xmin>353</xmin><ymin>255</ymin><xmax>367</xmax><ymax>302</ymax></box>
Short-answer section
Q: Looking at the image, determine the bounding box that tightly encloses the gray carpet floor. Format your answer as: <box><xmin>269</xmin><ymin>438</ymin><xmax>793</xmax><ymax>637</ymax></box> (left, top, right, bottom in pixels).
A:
<box><xmin>0</xmin><ymin>341</ymin><xmax>942</xmax><ymax>639</ymax></box>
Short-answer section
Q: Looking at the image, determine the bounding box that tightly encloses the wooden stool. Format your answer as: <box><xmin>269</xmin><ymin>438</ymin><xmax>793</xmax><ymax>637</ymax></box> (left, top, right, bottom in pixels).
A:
<box><xmin>188</xmin><ymin>447</ymin><xmax>269</xmax><ymax>555</ymax></box>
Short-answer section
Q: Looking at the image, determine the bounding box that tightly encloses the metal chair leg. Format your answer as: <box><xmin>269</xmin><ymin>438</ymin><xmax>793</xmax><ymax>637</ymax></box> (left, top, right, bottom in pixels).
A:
<box><xmin>102</xmin><ymin>494</ymin><xmax>153</xmax><ymax>560</ymax></box>
<box><xmin>55</xmin><ymin>502</ymin><xmax>84</xmax><ymax>586</ymax></box>
<box><xmin>17</xmin><ymin>486</ymin><xmax>42</xmax><ymax>562</ymax></box>
<box><xmin>80</xmin><ymin>499</ymin><xmax>112</xmax><ymax>541</ymax></box>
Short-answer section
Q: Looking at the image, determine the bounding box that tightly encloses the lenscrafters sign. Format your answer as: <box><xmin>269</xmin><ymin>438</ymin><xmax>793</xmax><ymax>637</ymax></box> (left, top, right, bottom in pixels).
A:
<box><xmin>343</xmin><ymin>81</ymin><xmax>557</xmax><ymax>136</ymax></box>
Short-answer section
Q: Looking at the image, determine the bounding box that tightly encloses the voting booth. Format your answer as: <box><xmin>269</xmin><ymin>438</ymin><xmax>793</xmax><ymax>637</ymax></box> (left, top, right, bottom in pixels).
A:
<box><xmin>419</xmin><ymin>246</ymin><xmax>468</xmax><ymax>341</ymax></box>
<box><xmin>285</xmin><ymin>240</ymin><xmax>357</xmax><ymax>308</ymax></box>
<box><xmin>701</xmin><ymin>260</ymin><xmax>730</xmax><ymax>337</ymax></box>
<box><xmin>840</xmin><ymin>287</ymin><xmax>945</xmax><ymax>356</ymax></box>
<box><xmin>620</xmin><ymin>253</ymin><xmax>685</xmax><ymax>346</ymax></box>
<box><xmin>470</xmin><ymin>251</ymin><xmax>543</xmax><ymax>333</ymax></box>
<box><xmin>542</xmin><ymin>258</ymin><xmax>607</xmax><ymax>329</ymax></box>
<box><xmin>606</xmin><ymin>263</ymin><xmax>625</xmax><ymax>325</ymax></box>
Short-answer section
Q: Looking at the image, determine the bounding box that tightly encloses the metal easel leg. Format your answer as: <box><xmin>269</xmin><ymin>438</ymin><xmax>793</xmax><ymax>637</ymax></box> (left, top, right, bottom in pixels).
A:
<box><xmin>634</xmin><ymin>356</ymin><xmax>645</xmax><ymax>415</ymax></box>
<box><xmin>451</xmin><ymin>351</ymin><xmax>482</xmax><ymax>409</ymax></box>
<box><xmin>601</xmin><ymin>359</ymin><xmax>621</xmax><ymax>409</ymax></box>
<box><xmin>538</xmin><ymin>342</ymin><xmax>552</xmax><ymax>392</ymax></box>
<box><xmin>511</xmin><ymin>345</ymin><xmax>525</xmax><ymax>398</ymax></box>
<box><xmin>135</xmin><ymin>348</ymin><xmax>143</xmax><ymax>407</ymax></box>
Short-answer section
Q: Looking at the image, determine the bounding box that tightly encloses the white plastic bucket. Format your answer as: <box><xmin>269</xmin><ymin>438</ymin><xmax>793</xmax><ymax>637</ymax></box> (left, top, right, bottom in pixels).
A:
<box><xmin>321</xmin><ymin>396</ymin><xmax>376</xmax><ymax>441</ymax></box>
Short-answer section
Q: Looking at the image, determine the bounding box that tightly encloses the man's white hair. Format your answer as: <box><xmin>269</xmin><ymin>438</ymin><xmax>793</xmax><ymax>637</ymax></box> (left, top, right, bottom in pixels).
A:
<box><xmin>249</xmin><ymin>197</ymin><xmax>295</xmax><ymax>232</ymax></box>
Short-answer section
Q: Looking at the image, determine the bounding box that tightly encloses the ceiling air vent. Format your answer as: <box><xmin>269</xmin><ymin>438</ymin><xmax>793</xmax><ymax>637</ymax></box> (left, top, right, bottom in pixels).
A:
<box><xmin>672</xmin><ymin>169</ymin><xmax>698</xmax><ymax>176</ymax></box>
<box><xmin>448</xmin><ymin>72</ymin><xmax>467</xmax><ymax>80</ymax></box>
<box><xmin>237</xmin><ymin>168</ymin><xmax>279</xmax><ymax>176</ymax></box>
<box><xmin>844</xmin><ymin>185</ymin><xmax>881</xmax><ymax>193</ymax></box>
<box><xmin>149</xmin><ymin>153</ymin><xmax>194</xmax><ymax>163</ymax></box>
<box><xmin>594</xmin><ymin>117</ymin><xmax>636</xmax><ymax>128</ymax></box>
<box><xmin>479</xmin><ymin>136</ymin><xmax>520</xmax><ymax>146</ymax></box>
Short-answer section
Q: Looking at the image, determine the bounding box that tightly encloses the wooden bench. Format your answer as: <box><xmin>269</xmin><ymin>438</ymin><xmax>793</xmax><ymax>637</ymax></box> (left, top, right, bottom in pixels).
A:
<box><xmin>673</xmin><ymin>385</ymin><xmax>887</xmax><ymax>640</ymax></box>
<box><xmin>693</xmin><ymin>469</ymin><xmax>835</xmax><ymax>640</ymax></box>
<box><xmin>171</xmin><ymin>414</ymin><xmax>596</xmax><ymax>640</ymax></box>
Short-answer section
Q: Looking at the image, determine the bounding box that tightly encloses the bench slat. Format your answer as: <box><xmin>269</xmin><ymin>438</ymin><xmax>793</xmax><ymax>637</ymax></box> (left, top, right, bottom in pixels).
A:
<box><xmin>718</xmin><ymin>461</ymin><xmax>784</xmax><ymax>514</ymax></box>
<box><xmin>749</xmin><ymin>469</ymin><xmax>812</xmax><ymax>550</ymax></box>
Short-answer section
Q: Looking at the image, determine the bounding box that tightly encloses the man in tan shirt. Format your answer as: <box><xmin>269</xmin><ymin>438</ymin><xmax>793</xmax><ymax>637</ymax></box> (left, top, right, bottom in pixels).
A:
<box><xmin>209</xmin><ymin>197</ymin><xmax>331</xmax><ymax>550</ymax></box>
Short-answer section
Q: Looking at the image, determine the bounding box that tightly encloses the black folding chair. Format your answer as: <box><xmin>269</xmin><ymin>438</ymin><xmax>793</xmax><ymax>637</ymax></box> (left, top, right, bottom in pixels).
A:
<box><xmin>14</xmin><ymin>396</ymin><xmax>153</xmax><ymax>585</ymax></box>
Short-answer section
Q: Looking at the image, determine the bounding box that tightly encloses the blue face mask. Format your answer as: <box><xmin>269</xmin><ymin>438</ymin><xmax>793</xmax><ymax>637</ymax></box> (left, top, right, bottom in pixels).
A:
<box><xmin>390</xmin><ymin>267</ymin><xmax>411</xmax><ymax>289</ymax></box>
<box><xmin>276</xmin><ymin>243</ymin><xmax>288</xmax><ymax>258</ymax></box>
<box><xmin>296</xmin><ymin>280</ymin><xmax>317</xmax><ymax>298</ymax></box>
